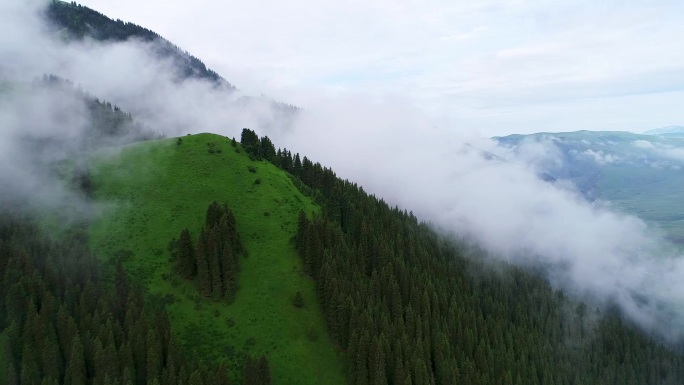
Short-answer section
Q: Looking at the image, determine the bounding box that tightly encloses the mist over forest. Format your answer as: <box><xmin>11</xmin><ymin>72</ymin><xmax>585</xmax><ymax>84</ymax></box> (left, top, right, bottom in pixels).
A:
<box><xmin>3</xmin><ymin>1</ymin><xmax>684</xmax><ymax>384</ymax></box>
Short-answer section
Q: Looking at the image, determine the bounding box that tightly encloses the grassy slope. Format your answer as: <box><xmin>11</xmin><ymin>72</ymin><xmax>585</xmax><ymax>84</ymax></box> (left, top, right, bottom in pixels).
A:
<box><xmin>89</xmin><ymin>133</ymin><xmax>345</xmax><ymax>385</ymax></box>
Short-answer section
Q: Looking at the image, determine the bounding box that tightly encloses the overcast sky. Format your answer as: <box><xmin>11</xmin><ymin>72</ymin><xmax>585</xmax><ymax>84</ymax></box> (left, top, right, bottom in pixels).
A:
<box><xmin>73</xmin><ymin>0</ymin><xmax>684</xmax><ymax>135</ymax></box>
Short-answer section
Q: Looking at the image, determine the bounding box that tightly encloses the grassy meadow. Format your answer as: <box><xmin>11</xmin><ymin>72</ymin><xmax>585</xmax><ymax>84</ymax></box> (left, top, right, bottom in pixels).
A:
<box><xmin>89</xmin><ymin>133</ymin><xmax>345</xmax><ymax>385</ymax></box>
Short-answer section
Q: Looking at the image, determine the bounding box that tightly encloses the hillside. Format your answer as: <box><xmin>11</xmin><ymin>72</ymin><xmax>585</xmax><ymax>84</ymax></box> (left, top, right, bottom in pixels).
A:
<box><xmin>4</xmin><ymin>2</ymin><xmax>684</xmax><ymax>384</ymax></box>
<box><xmin>46</xmin><ymin>0</ymin><xmax>230</xmax><ymax>87</ymax></box>
<box><xmin>84</xmin><ymin>129</ymin><xmax>684</xmax><ymax>385</ymax></box>
<box><xmin>44</xmin><ymin>1</ymin><xmax>301</xmax><ymax>122</ymax></box>
<box><xmin>4</xmin><ymin>123</ymin><xmax>684</xmax><ymax>384</ymax></box>
<box><xmin>644</xmin><ymin>126</ymin><xmax>684</xmax><ymax>138</ymax></box>
<box><xmin>88</xmin><ymin>133</ymin><xmax>345</xmax><ymax>384</ymax></box>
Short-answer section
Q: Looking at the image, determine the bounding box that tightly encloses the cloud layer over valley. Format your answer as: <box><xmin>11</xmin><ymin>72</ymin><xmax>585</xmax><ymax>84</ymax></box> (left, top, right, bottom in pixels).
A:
<box><xmin>3</xmin><ymin>0</ymin><xmax>684</xmax><ymax>341</ymax></box>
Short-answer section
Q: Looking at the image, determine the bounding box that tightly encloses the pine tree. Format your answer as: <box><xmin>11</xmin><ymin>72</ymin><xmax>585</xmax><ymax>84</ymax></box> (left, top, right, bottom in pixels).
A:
<box><xmin>20</xmin><ymin>342</ymin><xmax>41</xmax><ymax>385</ymax></box>
<box><xmin>189</xmin><ymin>370</ymin><xmax>203</xmax><ymax>385</ymax></box>
<box><xmin>177</xmin><ymin>228</ymin><xmax>196</xmax><ymax>279</ymax></box>
<box><xmin>40</xmin><ymin>330</ymin><xmax>63</xmax><ymax>381</ymax></box>
<box><xmin>146</xmin><ymin>329</ymin><xmax>162</xmax><ymax>384</ymax></box>
<box><xmin>240</xmin><ymin>128</ymin><xmax>259</xmax><ymax>148</ymax></box>
<box><xmin>221</xmin><ymin>241</ymin><xmax>236</xmax><ymax>302</ymax></box>
<box><xmin>196</xmin><ymin>249</ymin><xmax>211</xmax><ymax>298</ymax></box>
<box><xmin>213</xmin><ymin>362</ymin><xmax>232</xmax><ymax>385</ymax></box>
<box><xmin>259</xmin><ymin>136</ymin><xmax>276</xmax><ymax>162</ymax></box>
<box><xmin>242</xmin><ymin>356</ymin><xmax>259</xmax><ymax>385</ymax></box>
<box><xmin>293</xmin><ymin>154</ymin><xmax>302</xmax><ymax>177</ymax></box>
<box><xmin>293</xmin><ymin>291</ymin><xmax>305</xmax><ymax>308</ymax></box>
<box><xmin>6</xmin><ymin>359</ymin><xmax>19</xmax><ymax>385</ymax></box>
<box><xmin>208</xmin><ymin>244</ymin><xmax>223</xmax><ymax>299</ymax></box>
<box><xmin>64</xmin><ymin>334</ymin><xmax>87</xmax><ymax>385</ymax></box>
<box><xmin>258</xmin><ymin>355</ymin><xmax>271</xmax><ymax>385</ymax></box>
<box><xmin>206</xmin><ymin>201</ymin><xmax>222</xmax><ymax>228</ymax></box>
<box><xmin>196</xmin><ymin>230</ymin><xmax>212</xmax><ymax>297</ymax></box>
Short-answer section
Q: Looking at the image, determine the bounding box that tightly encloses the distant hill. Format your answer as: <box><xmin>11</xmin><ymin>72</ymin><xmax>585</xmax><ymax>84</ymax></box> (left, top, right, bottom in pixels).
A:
<box><xmin>644</xmin><ymin>125</ymin><xmax>684</xmax><ymax>138</ymax></box>
<box><xmin>46</xmin><ymin>0</ymin><xmax>234</xmax><ymax>88</ymax></box>
<box><xmin>496</xmin><ymin>130</ymin><xmax>684</xmax><ymax>243</ymax></box>
<box><xmin>36</xmin><ymin>74</ymin><xmax>161</xmax><ymax>148</ymax></box>
<box><xmin>44</xmin><ymin>1</ymin><xmax>302</xmax><ymax>129</ymax></box>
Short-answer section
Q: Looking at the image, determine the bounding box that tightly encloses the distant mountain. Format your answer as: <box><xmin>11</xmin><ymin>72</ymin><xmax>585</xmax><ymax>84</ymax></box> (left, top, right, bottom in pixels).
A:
<box><xmin>36</xmin><ymin>74</ymin><xmax>161</xmax><ymax>149</ymax></box>
<box><xmin>44</xmin><ymin>1</ymin><xmax>302</xmax><ymax>126</ymax></box>
<box><xmin>46</xmin><ymin>0</ymin><xmax>234</xmax><ymax>88</ymax></box>
<box><xmin>643</xmin><ymin>125</ymin><xmax>684</xmax><ymax>138</ymax></box>
<box><xmin>496</xmin><ymin>130</ymin><xmax>684</xmax><ymax>244</ymax></box>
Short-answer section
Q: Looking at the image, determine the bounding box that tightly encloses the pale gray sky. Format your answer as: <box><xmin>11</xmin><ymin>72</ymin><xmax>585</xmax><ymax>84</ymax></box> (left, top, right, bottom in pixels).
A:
<box><xmin>68</xmin><ymin>0</ymin><xmax>684</xmax><ymax>134</ymax></box>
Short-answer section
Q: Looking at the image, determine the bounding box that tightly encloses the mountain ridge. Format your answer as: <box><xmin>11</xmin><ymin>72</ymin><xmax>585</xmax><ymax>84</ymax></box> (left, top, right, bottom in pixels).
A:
<box><xmin>644</xmin><ymin>125</ymin><xmax>684</xmax><ymax>138</ymax></box>
<box><xmin>47</xmin><ymin>0</ymin><xmax>233</xmax><ymax>88</ymax></box>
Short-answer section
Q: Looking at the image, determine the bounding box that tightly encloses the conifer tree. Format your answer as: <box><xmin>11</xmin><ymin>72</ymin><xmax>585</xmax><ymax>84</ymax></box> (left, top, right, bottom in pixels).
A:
<box><xmin>206</xmin><ymin>201</ymin><xmax>222</xmax><ymax>228</ymax></box>
<box><xmin>208</xmin><ymin>245</ymin><xmax>223</xmax><ymax>299</ymax></box>
<box><xmin>293</xmin><ymin>153</ymin><xmax>302</xmax><ymax>177</ymax></box>
<box><xmin>177</xmin><ymin>228</ymin><xmax>195</xmax><ymax>279</ymax></box>
<box><xmin>293</xmin><ymin>291</ymin><xmax>304</xmax><ymax>308</ymax></box>
<box><xmin>242</xmin><ymin>356</ymin><xmax>259</xmax><ymax>385</ymax></box>
<box><xmin>146</xmin><ymin>329</ymin><xmax>162</xmax><ymax>384</ymax></box>
<box><xmin>196</xmin><ymin>251</ymin><xmax>211</xmax><ymax>298</ymax></box>
<box><xmin>64</xmin><ymin>334</ymin><xmax>86</xmax><ymax>385</ymax></box>
<box><xmin>259</xmin><ymin>136</ymin><xmax>276</xmax><ymax>162</ymax></box>
<box><xmin>258</xmin><ymin>355</ymin><xmax>271</xmax><ymax>385</ymax></box>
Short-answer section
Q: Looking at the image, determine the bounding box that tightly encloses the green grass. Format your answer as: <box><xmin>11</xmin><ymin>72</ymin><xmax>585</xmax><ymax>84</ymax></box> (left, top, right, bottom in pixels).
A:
<box><xmin>595</xmin><ymin>164</ymin><xmax>684</xmax><ymax>245</ymax></box>
<box><xmin>89</xmin><ymin>133</ymin><xmax>345</xmax><ymax>385</ymax></box>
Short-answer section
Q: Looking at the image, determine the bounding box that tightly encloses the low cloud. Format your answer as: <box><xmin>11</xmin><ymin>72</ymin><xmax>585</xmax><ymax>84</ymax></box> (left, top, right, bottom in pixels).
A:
<box><xmin>0</xmin><ymin>78</ymin><xmax>88</xmax><ymax>209</ymax></box>
<box><xmin>273</xmin><ymin>103</ymin><xmax>684</xmax><ymax>338</ymax></box>
<box><xmin>633</xmin><ymin>140</ymin><xmax>684</xmax><ymax>163</ymax></box>
<box><xmin>580</xmin><ymin>149</ymin><xmax>621</xmax><ymax>165</ymax></box>
<box><xmin>633</xmin><ymin>139</ymin><xmax>655</xmax><ymax>149</ymax></box>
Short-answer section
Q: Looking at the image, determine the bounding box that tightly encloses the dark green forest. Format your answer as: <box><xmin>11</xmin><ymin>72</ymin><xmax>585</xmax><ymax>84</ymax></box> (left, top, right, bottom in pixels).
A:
<box><xmin>0</xmin><ymin>216</ymin><xmax>274</xmax><ymax>385</ymax></box>
<box><xmin>247</xmin><ymin>128</ymin><xmax>684</xmax><ymax>385</ymax></box>
<box><xmin>3</xmin><ymin>120</ymin><xmax>684</xmax><ymax>384</ymax></box>
<box><xmin>171</xmin><ymin>202</ymin><xmax>244</xmax><ymax>303</ymax></box>
<box><xmin>46</xmin><ymin>1</ymin><xmax>230</xmax><ymax>87</ymax></box>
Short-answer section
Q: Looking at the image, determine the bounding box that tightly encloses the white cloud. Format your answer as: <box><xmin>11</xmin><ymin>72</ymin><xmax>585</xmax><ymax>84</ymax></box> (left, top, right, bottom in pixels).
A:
<box><xmin>661</xmin><ymin>147</ymin><xmax>684</xmax><ymax>162</ymax></box>
<box><xmin>633</xmin><ymin>140</ymin><xmax>655</xmax><ymax>149</ymax></box>
<box><xmin>581</xmin><ymin>149</ymin><xmax>621</xmax><ymax>165</ymax></box>
<box><xmin>75</xmin><ymin>0</ymin><xmax>684</xmax><ymax>134</ymax></box>
<box><xmin>633</xmin><ymin>140</ymin><xmax>684</xmax><ymax>163</ymax></box>
<box><xmin>272</xmin><ymin>100</ymin><xmax>684</xmax><ymax>338</ymax></box>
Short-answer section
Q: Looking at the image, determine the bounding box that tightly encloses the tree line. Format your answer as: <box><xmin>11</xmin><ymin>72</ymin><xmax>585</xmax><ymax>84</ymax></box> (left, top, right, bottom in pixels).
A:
<box><xmin>46</xmin><ymin>1</ymin><xmax>231</xmax><ymax>88</ymax></box>
<box><xmin>171</xmin><ymin>202</ymin><xmax>244</xmax><ymax>303</ymax></box>
<box><xmin>243</xmin><ymin>128</ymin><xmax>684</xmax><ymax>385</ymax></box>
<box><xmin>35</xmin><ymin>74</ymin><xmax>161</xmax><ymax>150</ymax></box>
